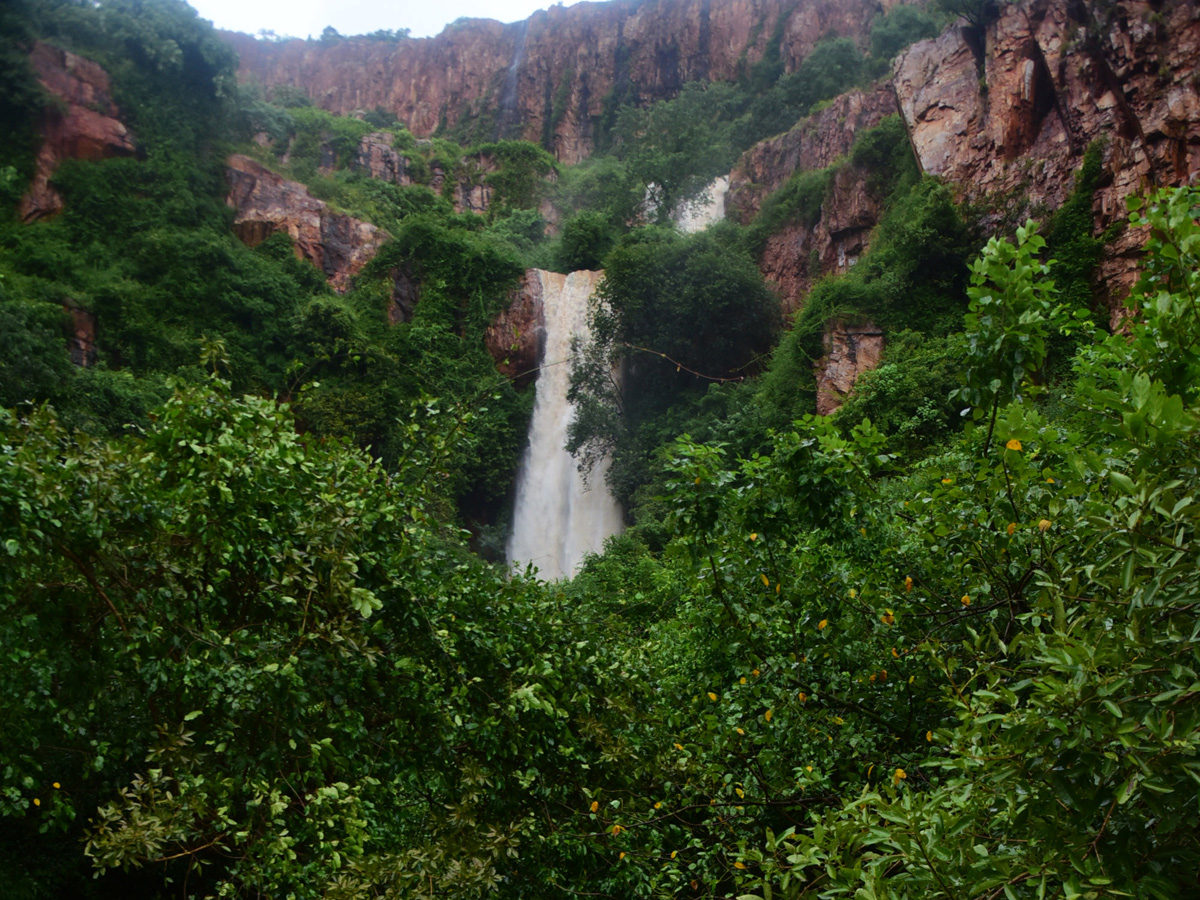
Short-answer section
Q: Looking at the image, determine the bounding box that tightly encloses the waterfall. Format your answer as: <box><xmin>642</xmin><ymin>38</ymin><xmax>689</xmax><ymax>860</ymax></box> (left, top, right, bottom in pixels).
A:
<box><xmin>507</xmin><ymin>270</ymin><xmax>624</xmax><ymax>580</ymax></box>
<box><xmin>674</xmin><ymin>175</ymin><xmax>729</xmax><ymax>234</ymax></box>
<box><xmin>494</xmin><ymin>20</ymin><xmax>530</xmax><ymax>140</ymax></box>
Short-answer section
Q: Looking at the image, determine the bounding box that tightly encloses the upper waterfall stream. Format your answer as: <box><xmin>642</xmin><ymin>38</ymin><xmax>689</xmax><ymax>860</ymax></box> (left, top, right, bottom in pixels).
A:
<box><xmin>507</xmin><ymin>270</ymin><xmax>624</xmax><ymax>580</ymax></box>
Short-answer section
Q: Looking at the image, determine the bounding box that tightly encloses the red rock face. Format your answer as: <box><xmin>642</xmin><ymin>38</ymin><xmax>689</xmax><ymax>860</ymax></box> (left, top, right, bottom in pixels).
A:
<box><xmin>894</xmin><ymin>0</ymin><xmax>1200</xmax><ymax>308</ymax></box>
<box><xmin>815</xmin><ymin>319</ymin><xmax>884</xmax><ymax>414</ymax></box>
<box><xmin>485</xmin><ymin>270</ymin><xmax>545</xmax><ymax>387</ymax></box>
<box><xmin>18</xmin><ymin>42</ymin><xmax>136</xmax><ymax>222</ymax></box>
<box><xmin>225</xmin><ymin>154</ymin><xmax>387</xmax><ymax>292</ymax></box>
<box><xmin>223</xmin><ymin>0</ymin><xmax>881</xmax><ymax>163</ymax></box>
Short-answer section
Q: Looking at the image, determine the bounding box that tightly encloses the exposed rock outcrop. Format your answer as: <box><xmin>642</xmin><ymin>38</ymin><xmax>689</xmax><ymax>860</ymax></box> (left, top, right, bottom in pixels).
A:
<box><xmin>18</xmin><ymin>41</ymin><xmax>136</xmax><ymax>222</ymax></box>
<box><xmin>727</xmin><ymin>86</ymin><xmax>897</xmax><ymax>223</ymax></box>
<box><xmin>353</xmin><ymin>131</ymin><xmax>412</xmax><ymax>184</ymax></box>
<box><xmin>893</xmin><ymin>0</ymin><xmax>1200</xmax><ymax>307</ymax></box>
<box><xmin>485</xmin><ymin>270</ymin><xmax>545</xmax><ymax>388</ymax></box>
<box><xmin>225</xmin><ymin>154</ymin><xmax>387</xmax><ymax>292</ymax></box>
<box><xmin>815</xmin><ymin>319</ymin><xmax>884</xmax><ymax>415</ymax></box>
<box><xmin>223</xmin><ymin>0</ymin><xmax>882</xmax><ymax>164</ymax></box>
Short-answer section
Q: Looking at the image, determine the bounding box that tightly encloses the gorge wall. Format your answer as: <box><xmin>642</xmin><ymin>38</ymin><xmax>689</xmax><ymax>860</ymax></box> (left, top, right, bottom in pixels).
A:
<box><xmin>224</xmin><ymin>0</ymin><xmax>884</xmax><ymax>164</ymax></box>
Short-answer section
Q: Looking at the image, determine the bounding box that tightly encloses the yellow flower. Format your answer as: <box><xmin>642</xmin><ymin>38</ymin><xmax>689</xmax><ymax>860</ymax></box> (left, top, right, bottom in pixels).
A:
<box><xmin>1038</xmin><ymin>518</ymin><xmax>1052</xmax><ymax>532</ymax></box>
<box><xmin>764</xmin><ymin>709</ymin><xmax>773</xmax><ymax>722</ymax></box>
<box><xmin>749</xmin><ymin>532</ymin><xmax>758</xmax><ymax>541</ymax></box>
<box><xmin>776</xmin><ymin>583</ymin><xmax>781</xmax><ymax>594</ymax></box>
<box><xmin>694</xmin><ymin>476</ymin><xmax>701</xmax><ymax>485</ymax></box>
<box><xmin>619</xmin><ymin>851</ymin><xmax>626</xmax><ymax>860</ymax></box>
<box><xmin>736</xmin><ymin>727</ymin><xmax>744</xmax><ymax>735</ymax></box>
<box><xmin>860</xmin><ymin>526</ymin><xmax>867</xmax><ymax>536</ymax></box>
<box><xmin>752</xmin><ymin>668</ymin><xmax>760</xmax><ymax>677</ymax></box>
<box><xmin>818</xmin><ymin>619</ymin><xmax>828</xmax><ymax>630</ymax></box>
<box><xmin>797</xmin><ymin>691</ymin><xmax>807</xmax><ymax>703</ymax></box>
<box><xmin>893</xmin><ymin>768</ymin><xmax>907</xmax><ymax>785</ymax></box>
<box><xmin>734</xmin><ymin>862</ymin><xmax>746</xmax><ymax>870</ymax></box>
<box><xmin>891</xmin><ymin>647</ymin><xmax>899</xmax><ymax>658</ymax></box>
<box><xmin>654</xmin><ymin>801</ymin><xmax>662</xmax><ymax>809</ymax></box>
<box><xmin>590</xmin><ymin>800</ymin><xmax>599</xmax><ymax>812</ymax></box>
<box><xmin>869</xmin><ymin>673</ymin><xmax>877</xmax><ymax>682</ymax></box>
<box><xmin>671</xmin><ymin>850</ymin><xmax>677</xmax><ymax>859</ymax></box>
<box><xmin>904</xmin><ymin>576</ymin><xmax>913</xmax><ymax>592</ymax></box>
<box><xmin>735</xmin><ymin>787</ymin><xmax>744</xmax><ymax>798</ymax></box>
<box><xmin>760</xmin><ymin>573</ymin><xmax>769</xmax><ymax>587</ymax></box>
<box><xmin>1007</xmin><ymin>522</ymin><xmax>1017</xmax><ymax>535</ymax></box>
<box><xmin>707</xmin><ymin>692</ymin><xmax>718</xmax><ymax>702</ymax></box>
<box><xmin>739</xmin><ymin>676</ymin><xmax>746</xmax><ymax>684</ymax></box>
<box><xmin>805</xmin><ymin>765</ymin><xmax>813</xmax><ymax>772</ymax></box>
<box><xmin>32</xmin><ymin>798</ymin><xmax>40</xmax><ymax>807</ymax></box>
<box><xmin>833</xmin><ymin>716</ymin><xmax>845</xmax><ymax>724</ymax></box>
<box><xmin>881</xmin><ymin>610</ymin><xmax>895</xmax><ymax>626</ymax></box>
<box><xmin>926</xmin><ymin>730</ymin><xmax>933</xmax><ymax>742</ymax></box>
<box><xmin>941</xmin><ymin>477</ymin><xmax>952</xmax><ymax>484</ymax></box>
<box><xmin>1006</xmin><ymin>438</ymin><xmax>1023</xmax><ymax>451</ymax></box>
<box><xmin>848</xmin><ymin>588</ymin><xmax>857</xmax><ymax>599</ymax></box>
<box><xmin>674</xmin><ymin>742</ymin><xmax>684</xmax><ymax>750</ymax></box>
<box><xmin>612</xmin><ymin>824</ymin><xmax>623</xmax><ymax>835</ymax></box>
<box><xmin>880</xmin><ymin>669</ymin><xmax>887</xmax><ymax>680</ymax></box>
<box><xmin>961</xmin><ymin>594</ymin><xmax>971</xmax><ymax>606</ymax></box>
<box><xmin>1046</xmin><ymin>477</ymin><xmax>1055</xmax><ymax>483</ymax></box>
<box><xmin>52</xmin><ymin>782</ymin><xmax>60</xmax><ymax>789</ymax></box>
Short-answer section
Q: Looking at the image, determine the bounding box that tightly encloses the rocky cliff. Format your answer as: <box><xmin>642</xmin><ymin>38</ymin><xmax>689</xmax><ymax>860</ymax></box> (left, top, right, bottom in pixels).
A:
<box><xmin>224</xmin><ymin>0</ymin><xmax>883</xmax><ymax>164</ymax></box>
<box><xmin>225</xmin><ymin>154</ymin><xmax>387</xmax><ymax>292</ymax></box>
<box><xmin>18</xmin><ymin>41</ymin><xmax>137</xmax><ymax>223</ymax></box>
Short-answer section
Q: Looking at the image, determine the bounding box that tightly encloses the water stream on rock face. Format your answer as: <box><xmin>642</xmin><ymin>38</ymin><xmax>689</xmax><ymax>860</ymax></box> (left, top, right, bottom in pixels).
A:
<box><xmin>674</xmin><ymin>175</ymin><xmax>729</xmax><ymax>234</ymax></box>
<box><xmin>507</xmin><ymin>269</ymin><xmax>624</xmax><ymax>580</ymax></box>
<box><xmin>495</xmin><ymin>20</ymin><xmax>530</xmax><ymax>140</ymax></box>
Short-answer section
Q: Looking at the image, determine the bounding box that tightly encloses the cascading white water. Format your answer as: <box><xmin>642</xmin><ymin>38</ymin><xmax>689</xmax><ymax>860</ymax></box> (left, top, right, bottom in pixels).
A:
<box><xmin>674</xmin><ymin>175</ymin><xmax>729</xmax><ymax>234</ymax></box>
<box><xmin>507</xmin><ymin>270</ymin><xmax>624</xmax><ymax>580</ymax></box>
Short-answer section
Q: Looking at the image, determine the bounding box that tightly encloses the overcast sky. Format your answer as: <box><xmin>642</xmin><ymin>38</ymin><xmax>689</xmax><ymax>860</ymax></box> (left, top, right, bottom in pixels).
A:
<box><xmin>186</xmin><ymin>0</ymin><xmax>587</xmax><ymax>40</ymax></box>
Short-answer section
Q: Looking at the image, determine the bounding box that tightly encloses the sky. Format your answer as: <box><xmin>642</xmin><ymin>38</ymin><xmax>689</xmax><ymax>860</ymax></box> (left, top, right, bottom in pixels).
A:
<box><xmin>186</xmin><ymin>0</ymin><xmax>587</xmax><ymax>40</ymax></box>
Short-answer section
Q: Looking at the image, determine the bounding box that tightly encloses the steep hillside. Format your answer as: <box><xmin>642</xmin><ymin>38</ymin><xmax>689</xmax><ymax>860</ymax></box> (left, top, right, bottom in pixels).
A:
<box><xmin>224</xmin><ymin>0</ymin><xmax>883</xmax><ymax>163</ymax></box>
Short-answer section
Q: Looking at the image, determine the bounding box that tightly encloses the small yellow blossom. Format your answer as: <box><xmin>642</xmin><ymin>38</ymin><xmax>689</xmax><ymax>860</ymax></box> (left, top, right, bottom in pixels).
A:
<box><xmin>707</xmin><ymin>692</ymin><xmax>718</xmax><ymax>702</ymax></box>
<box><xmin>1007</xmin><ymin>522</ymin><xmax>1017</xmax><ymax>535</ymax></box>
<box><xmin>752</xmin><ymin>668</ymin><xmax>760</xmax><ymax>677</ymax></box>
<box><xmin>760</xmin><ymin>573</ymin><xmax>769</xmax><ymax>587</ymax></box>
<box><xmin>776</xmin><ymin>583</ymin><xmax>781</xmax><ymax>594</ymax></box>
<box><xmin>893</xmin><ymin>768</ymin><xmax>907</xmax><ymax>785</ymax></box>
<box><xmin>735</xmin><ymin>787</ymin><xmax>744</xmax><ymax>798</ymax></box>
<box><xmin>869</xmin><ymin>673</ymin><xmax>877</xmax><ymax>682</ymax></box>
<box><xmin>880</xmin><ymin>669</ymin><xmax>887</xmax><ymax>680</ymax></box>
<box><xmin>881</xmin><ymin>610</ymin><xmax>895</xmax><ymax>625</ymax></box>
<box><xmin>613</xmin><ymin>824</ymin><xmax>623</xmax><ymax>836</ymax></box>
<box><xmin>860</xmin><ymin>526</ymin><xmax>867</xmax><ymax>536</ymax></box>
<box><xmin>961</xmin><ymin>594</ymin><xmax>971</xmax><ymax>606</ymax></box>
<box><xmin>904</xmin><ymin>576</ymin><xmax>913</xmax><ymax>592</ymax></box>
<box><xmin>749</xmin><ymin>532</ymin><xmax>758</xmax><ymax>541</ymax></box>
<box><xmin>740</xmin><ymin>676</ymin><xmax>746</xmax><ymax>684</ymax></box>
<box><xmin>694</xmin><ymin>476</ymin><xmax>701</xmax><ymax>485</ymax></box>
<box><xmin>674</xmin><ymin>742</ymin><xmax>684</xmax><ymax>750</ymax></box>
<box><xmin>736</xmin><ymin>727</ymin><xmax>744</xmax><ymax>735</ymax></box>
<box><xmin>52</xmin><ymin>783</ymin><xmax>60</xmax><ymax>789</ymax></box>
<box><xmin>32</xmin><ymin>798</ymin><xmax>40</xmax><ymax>807</ymax></box>
<box><xmin>805</xmin><ymin>765</ymin><xmax>813</xmax><ymax>772</ymax></box>
<box><xmin>671</xmin><ymin>850</ymin><xmax>677</xmax><ymax>859</ymax></box>
<box><xmin>848</xmin><ymin>588</ymin><xmax>857</xmax><ymax>599</ymax></box>
<box><xmin>941</xmin><ymin>477</ymin><xmax>952</xmax><ymax>484</ymax></box>
<box><xmin>734</xmin><ymin>862</ymin><xmax>746</xmax><ymax>870</ymax></box>
<box><xmin>833</xmin><ymin>716</ymin><xmax>845</xmax><ymax>724</ymax></box>
<box><xmin>797</xmin><ymin>691</ymin><xmax>807</xmax><ymax>703</ymax></box>
<box><xmin>1006</xmin><ymin>438</ymin><xmax>1023</xmax><ymax>451</ymax></box>
<box><xmin>764</xmin><ymin>709</ymin><xmax>773</xmax><ymax>722</ymax></box>
<box><xmin>891</xmin><ymin>647</ymin><xmax>899</xmax><ymax>658</ymax></box>
<box><xmin>926</xmin><ymin>730</ymin><xmax>933</xmax><ymax>742</ymax></box>
<box><xmin>654</xmin><ymin>801</ymin><xmax>662</xmax><ymax>809</ymax></box>
<box><xmin>590</xmin><ymin>800</ymin><xmax>599</xmax><ymax>812</ymax></box>
<box><xmin>818</xmin><ymin>619</ymin><xmax>828</xmax><ymax>630</ymax></box>
<box><xmin>1038</xmin><ymin>518</ymin><xmax>1052</xmax><ymax>532</ymax></box>
<box><xmin>1046</xmin><ymin>477</ymin><xmax>1055</xmax><ymax>483</ymax></box>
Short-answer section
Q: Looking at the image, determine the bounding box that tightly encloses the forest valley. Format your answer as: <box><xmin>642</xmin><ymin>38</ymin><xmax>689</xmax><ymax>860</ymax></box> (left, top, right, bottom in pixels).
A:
<box><xmin>2</xmin><ymin>0</ymin><xmax>1200</xmax><ymax>898</ymax></box>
